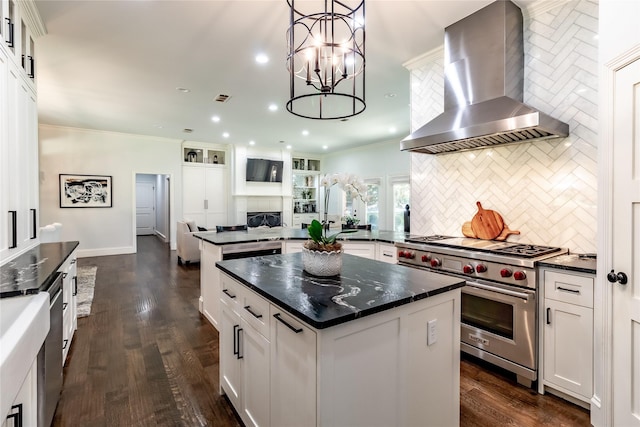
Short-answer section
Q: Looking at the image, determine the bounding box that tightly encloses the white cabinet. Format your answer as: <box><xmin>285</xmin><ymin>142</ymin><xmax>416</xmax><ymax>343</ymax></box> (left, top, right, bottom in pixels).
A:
<box><xmin>540</xmin><ymin>269</ymin><xmax>594</xmax><ymax>405</ymax></box>
<box><xmin>342</xmin><ymin>241</ymin><xmax>375</xmax><ymax>259</ymax></box>
<box><xmin>60</xmin><ymin>250</ymin><xmax>78</xmax><ymax>364</ymax></box>
<box><xmin>376</xmin><ymin>242</ymin><xmax>397</xmax><ymax>264</ymax></box>
<box><xmin>219</xmin><ymin>276</ymin><xmax>271</xmax><ymax>427</ymax></box>
<box><xmin>292</xmin><ymin>213</ymin><xmax>319</xmax><ymax>229</ymax></box>
<box><xmin>182</xmin><ymin>160</ymin><xmax>228</xmax><ymax>230</ymax></box>
<box><xmin>0</xmin><ymin>31</ymin><xmax>38</xmax><ymax>263</ymax></box>
<box><xmin>219</xmin><ymin>272</ymin><xmax>461</xmax><ymax>427</ymax></box>
<box><xmin>2</xmin><ymin>357</ymin><xmax>37</xmax><ymax>427</ymax></box>
<box><xmin>269</xmin><ymin>307</ymin><xmax>316</xmax><ymax>427</ymax></box>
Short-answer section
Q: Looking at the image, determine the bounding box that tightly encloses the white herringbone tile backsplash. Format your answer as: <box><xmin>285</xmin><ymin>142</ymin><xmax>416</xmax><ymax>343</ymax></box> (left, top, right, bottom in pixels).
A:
<box><xmin>408</xmin><ymin>0</ymin><xmax>598</xmax><ymax>254</ymax></box>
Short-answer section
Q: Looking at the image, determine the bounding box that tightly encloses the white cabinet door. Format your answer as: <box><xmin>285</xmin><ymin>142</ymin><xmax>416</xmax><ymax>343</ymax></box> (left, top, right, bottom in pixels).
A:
<box><xmin>204</xmin><ymin>167</ymin><xmax>227</xmax><ymax>229</ymax></box>
<box><xmin>200</xmin><ymin>241</ymin><xmax>221</xmax><ymax>330</ymax></box>
<box><xmin>241</xmin><ymin>318</ymin><xmax>270</xmax><ymax>427</ymax></box>
<box><xmin>220</xmin><ymin>303</ymin><xmax>243</xmax><ymax>410</ymax></box>
<box><xmin>182</xmin><ymin>166</ymin><xmax>206</xmax><ymax>226</ymax></box>
<box><xmin>270</xmin><ymin>308</ymin><xmax>316</xmax><ymax>427</ymax></box>
<box><xmin>543</xmin><ymin>298</ymin><xmax>593</xmax><ymax>399</ymax></box>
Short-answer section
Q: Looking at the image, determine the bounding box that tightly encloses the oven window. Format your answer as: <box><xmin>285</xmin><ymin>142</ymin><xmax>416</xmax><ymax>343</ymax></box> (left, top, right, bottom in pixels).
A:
<box><xmin>462</xmin><ymin>293</ymin><xmax>514</xmax><ymax>339</ymax></box>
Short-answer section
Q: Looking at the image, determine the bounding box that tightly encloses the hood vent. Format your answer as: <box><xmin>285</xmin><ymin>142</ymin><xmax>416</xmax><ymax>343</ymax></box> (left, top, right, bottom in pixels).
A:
<box><xmin>401</xmin><ymin>1</ymin><xmax>569</xmax><ymax>155</ymax></box>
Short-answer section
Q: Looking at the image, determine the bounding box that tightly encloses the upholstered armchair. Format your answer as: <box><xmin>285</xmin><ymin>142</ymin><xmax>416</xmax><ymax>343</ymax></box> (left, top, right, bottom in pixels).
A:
<box><xmin>176</xmin><ymin>220</ymin><xmax>201</xmax><ymax>264</ymax></box>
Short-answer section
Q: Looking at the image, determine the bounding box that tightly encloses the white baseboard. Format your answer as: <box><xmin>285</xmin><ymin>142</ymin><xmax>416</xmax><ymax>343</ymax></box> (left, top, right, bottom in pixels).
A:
<box><xmin>76</xmin><ymin>246</ymin><xmax>135</xmax><ymax>258</ymax></box>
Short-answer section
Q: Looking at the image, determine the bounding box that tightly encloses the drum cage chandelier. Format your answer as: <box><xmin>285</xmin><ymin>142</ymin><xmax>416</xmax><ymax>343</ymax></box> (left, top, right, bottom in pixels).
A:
<box><xmin>286</xmin><ymin>0</ymin><xmax>366</xmax><ymax>120</ymax></box>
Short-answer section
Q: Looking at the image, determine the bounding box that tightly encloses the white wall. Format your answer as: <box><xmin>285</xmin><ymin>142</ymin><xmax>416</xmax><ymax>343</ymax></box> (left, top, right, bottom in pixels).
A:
<box><xmin>406</xmin><ymin>0</ymin><xmax>598</xmax><ymax>253</ymax></box>
<box><xmin>321</xmin><ymin>139</ymin><xmax>410</xmax><ymax>230</ymax></box>
<box><xmin>39</xmin><ymin>125</ymin><xmax>182</xmax><ymax>257</ymax></box>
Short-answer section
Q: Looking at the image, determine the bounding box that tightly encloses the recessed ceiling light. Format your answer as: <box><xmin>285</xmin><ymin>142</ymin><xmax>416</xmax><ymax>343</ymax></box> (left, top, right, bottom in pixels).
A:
<box><xmin>255</xmin><ymin>53</ymin><xmax>269</xmax><ymax>64</ymax></box>
<box><xmin>268</xmin><ymin>104</ymin><xmax>278</xmax><ymax>112</ymax></box>
<box><xmin>302</xmin><ymin>130</ymin><xmax>309</xmax><ymax>136</ymax></box>
<box><xmin>340</xmin><ymin>118</ymin><xmax>349</xmax><ymax>122</ymax></box>
<box><xmin>286</xmin><ymin>145</ymin><xmax>292</xmax><ymax>150</ymax></box>
<box><xmin>384</xmin><ymin>93</ymin><xmax>397</xmax><ymax>98</ymax></box>
<box><xmin>322</xmin><ymin>145</ymin><xmax>328</xmax><ymax>150</ymax></box>
<box><xmin>211</xmin><ymin>115</ymin><xmax>221</xmax><ymax>123</ymax></box>
<box><xmin>249</xmin><ymin>140</ymin><xmax>256</xmax><ymax>146</ymax></box>
<box><xmin>176</xmin><ymin>87</ymin><xmax>190</xmax><ymax>93</ymax></box>
<box><xmin>388</xmin><ymin>127</ymin><xmax>397</xmax><ymax>133</ymax></box>
<box><xmin>222</xmin><ymin>132</ymin><xmax>230</xmax><ymax>138</ymax></box>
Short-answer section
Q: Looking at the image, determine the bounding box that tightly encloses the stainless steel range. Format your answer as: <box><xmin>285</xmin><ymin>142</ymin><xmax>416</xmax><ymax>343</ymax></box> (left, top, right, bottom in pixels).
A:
<box><xmin>395</xmin><ymin>235</ymin><xmax>567</xmax><ymax>387</ymax></box>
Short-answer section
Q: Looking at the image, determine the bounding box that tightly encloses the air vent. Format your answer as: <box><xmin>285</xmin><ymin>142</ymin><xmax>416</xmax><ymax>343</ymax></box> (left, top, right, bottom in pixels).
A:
<box><xmin>215</xmin><ymin>94</ymin><xmax>231</xmax><ymax>103</ymax></box>
<box><xmin>183</xmin><ymin>128</ymin><xmax>193</xmax><ymax>133</ymax></box>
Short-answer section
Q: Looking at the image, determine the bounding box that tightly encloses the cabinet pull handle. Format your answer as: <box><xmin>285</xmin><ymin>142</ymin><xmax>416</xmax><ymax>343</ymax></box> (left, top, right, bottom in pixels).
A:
<box><xmin>5</xmin><ymin>18</ymin><xmax>14</xmax><ymax>48</ymax></box>
<box><xmin>233</xmin><ymin>324</ymin><xmax>239</xmax><ymax>356</ymax></box>
<box><xmin>9</xmin><ymin>211</ymin><xmax>17</xmax><ymax>249</ymax></box>
<box><xmin>556</xmin><ymin>286</ymin><xmax>580</xmax><ymax>294</ymax></box>
<box><xmin>204</xmin><ymin>199</ymin><xmax>208</xmax><ymax>210</ymax></box>
<box><xmin>63</xmin><ymin>339</ymin><xmax>69</xmax><ymax>350</ymax></box>
<box><xmin>382</xmin><ymin>253</ymin><xmax>393</xmax><ymax>257</ymax></box>
<box><xmin>222</xmin><ymin>289</ymin><xmax>236</xmax><ymax>299</ymax></box>
<box><xmin>71</xmin><ymin>259</ymin><xmax>77</xmax><ymax>264</ymax></box>
<box><xmin>30</xmin><ymin>209</ymin><xmax>37</xmax><ymax>239</ymax></box>
<box><xmin>237</xmin><ymin>328</ymin><xmax>244</xmax><ymax>360</ymax></box>
<box><xmin>273</xmin><ymin>313</ymin><xmax>303</xmax><ymax>333</ymax></box>
<box><xmin>244</xmin><ymin>305</ymin><xmax>263</xmax><ymax>319</ymax></box>
<box><xmin>63</xmin><ymin>272</ymin><xmax>68</xmax><ymax>279</ymax></box>
<box><xmin>546</xmin><ymin>307</ymin><xmax>551</xmax><ymax>325</ymax></box>
<box><xmin>63</xmin><ymin>302</ymin><xmax>68</xmax><ymax>310</ymax></box>
<box><xmin>7</xmin><ymin>403</ymin><xmax>23</xmax><ymax>427</ymax></box>
<box><xmin>73</xmin><ymin>276</ymin><xmax>77</xmax><ymax>296</ymax></box>
<box><xmin>27</xmin><ymin>55</ymin><xmax>35</xmax><ymax>79</ymax></box>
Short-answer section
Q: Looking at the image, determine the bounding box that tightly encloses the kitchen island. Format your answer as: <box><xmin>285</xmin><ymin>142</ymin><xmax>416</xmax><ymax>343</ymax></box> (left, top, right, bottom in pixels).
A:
<box><xmin>195</xmin><ymin>228</ymin><xmax>406</xmax><ymax>329</ymax></box>
<box><xmin>216</xmin><ymin>253</ymin><xmax>465</xmax><ymax>427</ymax></box>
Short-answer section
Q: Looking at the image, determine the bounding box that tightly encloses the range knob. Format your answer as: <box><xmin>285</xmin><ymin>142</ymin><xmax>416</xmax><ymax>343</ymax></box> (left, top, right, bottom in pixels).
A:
<box><xmin>430</xmin><ymin>258</ymin><xmax>441</xmax><ymax>268</ymax></box>
<box><xmin>475</xmin><ymin>264</ymin><xmax>488</xmax><ymax>273</ymax></box>
<box><xmin>500</xmin><ymin>268</ymin><xmax>513</xmax><ymax>278</ymax></box>
<box><xmin>397</xmin><ymin>250</ymin><xmax>405</xmax><ymax>258</ymax></box>
<box><xmin>421</xmin><ymin>254</ymin><xmax>431</xmax><ymax>263</ymax></box>
<box><xmin>463</xmin><ymin>265</ymin><xmax>474</xmax><ymax>274</ymax></box>
<box><xmin>513</xmin><ymin>271</ymin><xmax>527</xmax><ymax>281</ymax></box>
<box><xmin>406</xmin><ymin>251</ymin><xmax>415</xmax><ymax>259</ymax></box>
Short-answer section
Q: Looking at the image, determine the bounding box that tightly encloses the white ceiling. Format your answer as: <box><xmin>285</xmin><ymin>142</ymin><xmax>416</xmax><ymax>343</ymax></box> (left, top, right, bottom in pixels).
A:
<box><xmin>33</xmin><ymin>0</ymin><xmax>533</xmax><ymax>154</ymax></box>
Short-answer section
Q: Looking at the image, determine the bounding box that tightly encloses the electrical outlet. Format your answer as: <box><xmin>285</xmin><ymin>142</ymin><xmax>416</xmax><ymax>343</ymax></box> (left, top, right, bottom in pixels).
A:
<box><xmin>427</xmin><ymin>319</ymin><xmax>438</xmax><ymax>346</ymax></box>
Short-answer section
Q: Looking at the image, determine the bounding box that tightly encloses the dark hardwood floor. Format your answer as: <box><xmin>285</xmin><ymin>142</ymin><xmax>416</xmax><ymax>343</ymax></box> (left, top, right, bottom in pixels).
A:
<box><xmin>53</xmin><ymin>236</ymin><xmax>590</xmax><ymax>426</ymax></box>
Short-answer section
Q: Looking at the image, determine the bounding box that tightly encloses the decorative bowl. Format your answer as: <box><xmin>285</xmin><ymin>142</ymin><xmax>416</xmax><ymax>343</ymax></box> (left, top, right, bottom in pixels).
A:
<box><xmin>302</xmin><ymin>247</ymin><xmax>343</xmax><ymax>277</ymax></box>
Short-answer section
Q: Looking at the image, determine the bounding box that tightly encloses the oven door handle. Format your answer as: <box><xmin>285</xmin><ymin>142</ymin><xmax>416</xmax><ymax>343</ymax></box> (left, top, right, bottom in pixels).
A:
<box><xmin>466</xmin><ymin>281</ymin><xmax>533</xmax><ymax>301</ymax></box>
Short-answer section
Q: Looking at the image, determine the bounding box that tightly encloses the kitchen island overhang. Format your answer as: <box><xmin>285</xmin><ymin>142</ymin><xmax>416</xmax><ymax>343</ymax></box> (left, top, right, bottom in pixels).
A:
<box><xmin>215</xmin><ymin>252</ymin><xmax>465</xmax><ymax>427</ymax></box>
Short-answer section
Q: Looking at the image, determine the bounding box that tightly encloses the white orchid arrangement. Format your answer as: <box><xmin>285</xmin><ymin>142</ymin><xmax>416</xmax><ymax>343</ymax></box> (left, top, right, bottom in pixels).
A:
<box><xmin>305</xmin><ymin>173</ymin><xmax>369</xmax><ymax>252</ymax></box>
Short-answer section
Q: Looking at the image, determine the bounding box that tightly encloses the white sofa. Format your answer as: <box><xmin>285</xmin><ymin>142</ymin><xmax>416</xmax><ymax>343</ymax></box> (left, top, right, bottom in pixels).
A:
<box><xmin>176</xmin><ymin>220</ymin><xmax>201</xmax><ymax>264</ymax></box>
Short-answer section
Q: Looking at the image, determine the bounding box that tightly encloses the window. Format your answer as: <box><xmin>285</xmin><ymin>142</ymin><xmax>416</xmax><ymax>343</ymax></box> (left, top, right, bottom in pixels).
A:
<box><xmin>365</xmin><ymin>179</ymin><xmax>380</xmax><ymax>230</ymax></box>
<box><xmin>390</xmin><ymin>178</ymin><xmax>410</xmax><ymax>232</ymax></box>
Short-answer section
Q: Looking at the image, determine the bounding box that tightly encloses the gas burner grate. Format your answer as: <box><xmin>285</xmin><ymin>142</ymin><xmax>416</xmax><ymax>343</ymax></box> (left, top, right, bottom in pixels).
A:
<box><xmin>494</xmin><ymin>244</ymin><xmax>563</xmax><ymax>258</ymax></box>
<box><xmin>405</xmin><ymin>235</ymin><xmax>454</xmax><ymax>244</ymax></box>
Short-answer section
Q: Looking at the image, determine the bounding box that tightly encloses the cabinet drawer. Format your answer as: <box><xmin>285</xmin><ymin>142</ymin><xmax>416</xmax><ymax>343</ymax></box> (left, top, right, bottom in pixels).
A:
<box><xmin>377</xmin><ymin>243</ymin><xmax>398</xmax><ymax>264</ymax></box>
<box><xmin>544</xmin><ymin>271</ymin><xmax>594</xmax><ymax>308</ymax></box>
<box><xmin>220</xmin><ymin>276</ymin><xmax>243</xmax><ymax>311</ymax></box>
<box><xmin>241</xmin><ymin>288</ymin><xmax>270</xmax><ymax>339</ymax></box>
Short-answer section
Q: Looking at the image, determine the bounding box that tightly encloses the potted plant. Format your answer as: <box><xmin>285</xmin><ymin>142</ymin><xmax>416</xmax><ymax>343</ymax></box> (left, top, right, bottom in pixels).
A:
<box><xmin>342</xmin><ymin>215</ymin><xmax>360</xmax><ymax>229</ymax></box>
<box><xmin>302</xmin><ymin>173</ymin><xmax>368</xmax><ymax>276</ymax></box>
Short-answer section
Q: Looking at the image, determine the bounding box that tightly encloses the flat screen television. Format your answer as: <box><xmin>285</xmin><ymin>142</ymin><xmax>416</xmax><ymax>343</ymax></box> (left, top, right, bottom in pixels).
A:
<box><xmin>246</xmin><ymin>158</ymin><xmax>284</xmax><ymax>183</ymax></box>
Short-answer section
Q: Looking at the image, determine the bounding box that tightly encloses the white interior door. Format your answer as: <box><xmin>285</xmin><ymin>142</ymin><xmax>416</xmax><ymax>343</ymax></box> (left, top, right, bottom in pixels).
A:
<box><xmin>136</xmin><ymin>182</ymin><xmax>155</xmax><ymax>235</ymax></box>
<box><xmin>612</xmin><ymin>57</ymin><xmax>640</xmax><ymax>426</ymax></box>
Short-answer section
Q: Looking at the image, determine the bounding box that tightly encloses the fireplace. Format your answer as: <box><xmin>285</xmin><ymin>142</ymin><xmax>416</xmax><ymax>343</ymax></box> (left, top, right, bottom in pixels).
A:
<box><xmin>247</xmin><ymin>212</ymin><xmax>282</xmax><ymax>228</ymax></box>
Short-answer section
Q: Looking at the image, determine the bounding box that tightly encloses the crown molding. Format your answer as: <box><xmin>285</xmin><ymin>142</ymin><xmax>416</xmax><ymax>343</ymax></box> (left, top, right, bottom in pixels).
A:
<box><xmin>18</xmin><ymin>0</ymin><xmax>47</xmax><ymax>37</ymax></box>
<box><xmin>403</xmin><ymin>46</ymin><xmax>444</xmax><ymax>71</ymax></box>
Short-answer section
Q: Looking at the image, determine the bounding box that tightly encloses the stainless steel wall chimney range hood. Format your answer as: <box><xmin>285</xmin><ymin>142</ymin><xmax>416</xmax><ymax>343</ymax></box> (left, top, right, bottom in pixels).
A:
<box><xmin>401</xmin><ymin>0</ymin><xmax>569</xmax><ymax>155</ymax></box>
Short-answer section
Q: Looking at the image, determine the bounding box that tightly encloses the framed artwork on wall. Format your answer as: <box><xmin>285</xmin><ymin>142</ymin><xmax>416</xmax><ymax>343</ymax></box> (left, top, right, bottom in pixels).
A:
<box><xmin>59</xmin><ymin>174</ymin><xmax>113</xmax><ymax>208</ymax></box>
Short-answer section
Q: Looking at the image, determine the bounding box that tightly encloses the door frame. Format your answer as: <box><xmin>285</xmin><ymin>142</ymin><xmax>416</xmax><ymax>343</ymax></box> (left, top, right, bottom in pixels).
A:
<box><xmin>131</xmin><ymin>171</ymin><xmax>174</xmax><ymax>253</ymax></box>
<box><xmin>596</xmin><ymin>44</ymin><xmax>640</xmax><ymax>427</ymax></box>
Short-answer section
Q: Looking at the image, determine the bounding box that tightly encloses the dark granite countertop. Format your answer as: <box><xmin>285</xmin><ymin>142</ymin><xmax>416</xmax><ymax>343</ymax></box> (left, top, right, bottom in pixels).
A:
<box><xmin>216</xmin><ymin>252</ymin><xmax>465</xmax><ymax>329</ymax></box>
<box><xmin>0</xmin><ymin>241</ymin><xmax>80</xmax><ymax>298</ymax></box>
<box><xmin>195</xmin><ymin>228</ymin><xmax>407</xmax><ymax>246</ymax></box>
<box><xmin>538</xmin><ymin>253</ymin><xmax>597</xmax><ymax>275</ymax></box>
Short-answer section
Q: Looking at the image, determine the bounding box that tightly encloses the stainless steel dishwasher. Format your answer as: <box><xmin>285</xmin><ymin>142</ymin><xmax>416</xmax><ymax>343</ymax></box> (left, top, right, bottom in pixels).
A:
<box><xmin>37</xmin><ymin>272</ymin><xmax>63</xmax><ymax>427</ymax></box>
